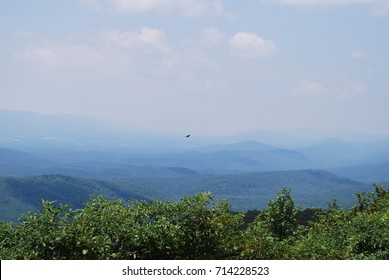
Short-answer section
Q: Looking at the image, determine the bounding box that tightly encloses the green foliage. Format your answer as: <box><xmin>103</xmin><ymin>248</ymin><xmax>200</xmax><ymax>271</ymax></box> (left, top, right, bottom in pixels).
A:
<box><xmin>0</xmin><ymin>175</ymin><xmax>153</xmax><ymax>222</ymax></box>
<box><xmin>0</xmin><ymin>170</ymin><xmax>371</xmax><ymax>222</ymax></box>
<box><xmin>0</xmin><ymin>201</ymin><xmax>73</xmax><ymax>259</ymax></box>
<box><xmin>1</xmin><ymin>185</ymin><xmax>388</xmax><ymax>260</ymax></box>
<box><xmin>238</xmin><ymin>187</ymin><xmax>300</xmax><ymax>259</ymax></box>
<box><xmin>289</xmin><ymin>185</ymin><xmax>389</xmax><ymax>259</ymax></box>
<box><xmin>259</xmin><ymin>187</ymin><xmax>300</xmax><ymax>240</ymax></box>
<box><xmin>0</xmin><ymin>193</ymin><xmax>243</xmax><ymax>260</ymax></box>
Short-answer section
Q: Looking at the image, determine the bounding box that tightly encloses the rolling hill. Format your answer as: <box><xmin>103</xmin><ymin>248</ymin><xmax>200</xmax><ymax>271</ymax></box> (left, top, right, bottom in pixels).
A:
<box><xmin>1</xmin><ymin>110</ymin><xmax>388</xmax><ymax>222</ymax></box>
<box><xmin>0</xmin><ymin>169</ymin><xmax>372</xmax><ymax>222</ymax></box>
<box><xmin>125</xmin><ymin>169</ymin><xmax>371</xmax><ymax>211</ymax></box>
<box><xmin>0</xmin><ymin>175</ymin><xmax>156</xmax><ymax>222</ymax></box>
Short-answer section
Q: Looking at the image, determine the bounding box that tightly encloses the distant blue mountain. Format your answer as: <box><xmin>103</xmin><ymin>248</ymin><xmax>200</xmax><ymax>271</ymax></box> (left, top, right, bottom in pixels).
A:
<box><xmin>1</xmin><ymin>110</ymin><xmax>388</xmax><ymax>220</ymax></box>
<box><xmin>0</xmin><ymin>175</ymin><xmax>154</xmax><ymax>222</ymax></box>
<box><xmin>199</xmin><ymin>140</ymin><xmax>275</xmax><ymax>152</ymax></box>
<box><xmin>299</xmin><ymin>139</ymin><xmax>389</xmax><ymax>168</ymax></box>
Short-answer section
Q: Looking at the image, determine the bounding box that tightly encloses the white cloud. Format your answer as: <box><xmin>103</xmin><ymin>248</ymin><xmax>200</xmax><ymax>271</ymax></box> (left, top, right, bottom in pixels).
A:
<box><xmin>110</xmin><ymin>0</ymin><xmax>205</xmax><ymax>16</ymax></box>
<box><xmin>80</xmin><ymin>0</ymin><xmax>229</xmax><ymax>17</ymax></box>
<box><xmin>20</xmin><ymin>44</ymin><xmax>112</xmax><ymax>71</ymax></box>
<box><xmin>107</xmin><ymin>27</ymin><xmax>169</xmax><ymax>53</ymax></box>
<box><xmin>204</xmin><ymin>78</ymin><xmax>229</xmax><ymax>91</ymax></box>
<box><xmin>366</xmin><ymin>67</ymin><xmax>375</xmax><ymax>76</ymax></box>
<box><xmin>19</xmin><ymin>28</ymin><xmax>171</xmax><ymax>74</ymax></box>
<box><xmin>79</xmin><ymin>0</ymin><xmax>103</xmax><ymax>11</ymax></box>
<box><xmin>351</xmin><ymin>50</ymin><xmax>365</xmax><ymax>59</ymax></box>
<box><xmin>371</xmin><ymin>0</ymin><xmax>389</xmax><ymax>15</ymax></box>
<box><xmin>12</xmin><ymin>31</ymin><xmax>36</xmax><ymax>38</ymax></box>
<box><xmin>262</xmin><ymin>0</ymin><xmax>389</xmax><ymax>15</ymax></box>
<box><xmin>292</xmin><ymin>80</ymin><xmax>328</xmax><ymax>97</ymax></box>
<box><xmin>264</xmin><ymin>0</ymin><xmax>377</xmax><ymax>5</ymax></box>
<box><xmin>211</xmin><ymin>0</ymin><xmax>235</xmax><ymax>19</ymax></box>
<box><xmin>292</xmin><ymin>79</ymin><xmax>366</xmax><ymax>98</ymax></box>
<box><xmin>229</xmin><ymin>32</ymin><xmax>278</xmax><ymax>58</ymax></box>
<box><xmin>183</xmin><ymin>27</ymin><xmax>225</xmax><ymax>49</ymax></box>
<box><xmin>198</xmin><ymin>27</ymin><xmax>225</xmax><ymax>47</ymax></box>
<box><xmin>22</xmin><ymin>48</ymin><xmax>62</xmax><ymax>66</ymax></box>
<box><xmin>17</xmin><ymin>27</ymin><xmax>229</xmax><ymax>95</ymax></box>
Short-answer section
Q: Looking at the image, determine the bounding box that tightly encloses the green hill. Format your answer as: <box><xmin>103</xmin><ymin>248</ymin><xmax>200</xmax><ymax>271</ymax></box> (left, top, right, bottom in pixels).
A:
<box><xmin>0</xmin><ymin>175</ymin><xmax>155</xmax><ymax>221</ymax></box>
<box><xmin>124</xmin><ymin>169</ymin><xmax>370</xmax><ymax>211</ymax></box>
<box><xmin>0</xmin><ymin>169</ymin><xmax>372</xmax><ymax>221</ymax></box>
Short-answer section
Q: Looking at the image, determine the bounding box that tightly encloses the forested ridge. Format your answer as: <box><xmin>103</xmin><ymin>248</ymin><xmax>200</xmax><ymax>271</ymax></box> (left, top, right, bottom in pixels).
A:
<box><xmin>1</xmin><ymin>185</ymin><xmax>388</xmax><ymax>260</ymax></box>
<box><xmin>0</xmin><ymin>171</ymin><xmax>371</xmax><ymax>222</ymax></box>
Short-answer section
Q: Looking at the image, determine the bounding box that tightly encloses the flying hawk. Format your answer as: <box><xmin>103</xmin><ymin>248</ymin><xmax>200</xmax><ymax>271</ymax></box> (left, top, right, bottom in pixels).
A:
<box><xmin>185</xmin><ymin>134</ymin><xmax>190</xmax><ymax>138</ymax></box>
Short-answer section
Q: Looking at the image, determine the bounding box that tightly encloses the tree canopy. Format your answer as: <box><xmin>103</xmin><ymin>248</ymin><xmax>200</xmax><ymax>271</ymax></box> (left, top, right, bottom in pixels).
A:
<box><xmin>1</xmin><ymin>185</ymin><xmax>388</xmax><ymax>260</ymax></box>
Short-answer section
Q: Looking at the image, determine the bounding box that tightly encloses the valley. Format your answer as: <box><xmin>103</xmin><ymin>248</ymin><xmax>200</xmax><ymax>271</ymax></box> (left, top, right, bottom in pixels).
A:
<box><xmin>1</xmin><ymin>111</ymin><xmax>388</xmax><ymax>222</ymax></box>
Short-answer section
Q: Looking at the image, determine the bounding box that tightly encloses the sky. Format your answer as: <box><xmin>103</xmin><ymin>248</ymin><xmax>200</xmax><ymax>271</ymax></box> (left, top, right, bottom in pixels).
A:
<box><xmin>1</xmin><ymin>0</ymin><xmax>389</xmax><ymax>137</ymax></box>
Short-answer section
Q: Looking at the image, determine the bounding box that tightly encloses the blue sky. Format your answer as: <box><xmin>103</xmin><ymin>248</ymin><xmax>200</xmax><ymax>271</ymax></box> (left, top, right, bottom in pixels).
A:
<box><xmin>1</xmin><ymin>0</ymin><xmax>388</xmax><ymax>136</ymax></box>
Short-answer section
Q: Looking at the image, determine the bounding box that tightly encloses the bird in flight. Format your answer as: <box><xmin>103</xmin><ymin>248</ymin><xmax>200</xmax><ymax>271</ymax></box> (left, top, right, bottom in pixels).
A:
<box><xmin>185</xmin><ymin>134</ymin><xmax>190</xmax><ymax>138</ymax></box>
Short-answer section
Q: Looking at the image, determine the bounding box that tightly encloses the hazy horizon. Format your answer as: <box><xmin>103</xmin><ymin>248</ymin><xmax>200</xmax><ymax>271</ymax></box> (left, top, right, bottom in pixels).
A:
<box><xmin>1</xmin><ymin>1</ymin><xmax>389</xmax><ymax>137</ymax></box>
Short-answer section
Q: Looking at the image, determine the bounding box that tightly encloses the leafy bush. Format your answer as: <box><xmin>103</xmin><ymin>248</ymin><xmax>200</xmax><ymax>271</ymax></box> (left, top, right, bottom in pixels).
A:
<box><xmin>237</xmin><ymin>187</ymin><xmax>300</xmax><ymax>259</ymax></box>
<box><xmin>0</xmin><ymin>193</ymin><xmax>243</xmax><ymax>260</ymax></box>
<box><xmin>1</xmin><ymin>185</ymin><xmax>388</xmax><ymax>260</ymax></box>
<box><xmin>289</xmin><ymin>185</ymin><xmax>389</xmax><ymax>259</ymax></box>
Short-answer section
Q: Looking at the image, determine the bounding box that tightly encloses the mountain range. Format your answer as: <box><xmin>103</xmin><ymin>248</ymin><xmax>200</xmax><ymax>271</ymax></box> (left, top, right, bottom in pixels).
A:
<box><xmin>1</xmin><ymin>110</ymin><xmax>388</xmax><ymax>221</ymax></box>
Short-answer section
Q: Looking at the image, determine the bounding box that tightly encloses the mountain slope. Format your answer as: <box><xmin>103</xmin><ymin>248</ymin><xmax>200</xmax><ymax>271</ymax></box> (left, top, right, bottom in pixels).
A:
<box><xmin>299</xmin><ymin>139</ymin><xmax>389</xmax><ymax>168</ymax></box>
<box><xmin>124</xmin><ymin>169</ymin><xmax>370</xmax><ymax>211</ymax></box>
<box><xmin>0</xmin><ymin>148</ymin><xmax>55</xmax><ymax>176</ymax></box>
<box><xmin>329</xmin><ymin>162</ymin><xmax>389</xmax><ymax>183</ymax></box>
<box><xmin>199</xmin><ymin>140</ymin><xmax>275</xmax><ymax>153</ymax></box>
<box><xmin>0</xmin><ymin>169</ymin><xmax>371</xmax><ymax>222</ymax></box>
<box><xmin>0</xmin><ymin>175</ymin><xmax>156</xmax><ymax>222</ymax></box>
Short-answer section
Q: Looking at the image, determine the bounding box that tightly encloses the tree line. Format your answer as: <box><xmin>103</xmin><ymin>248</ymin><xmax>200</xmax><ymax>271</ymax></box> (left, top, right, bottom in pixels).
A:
<box><xmin>1</xmin><ymin>185</ymin><xmax>388</xmax><ymax>259</ymax></box>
